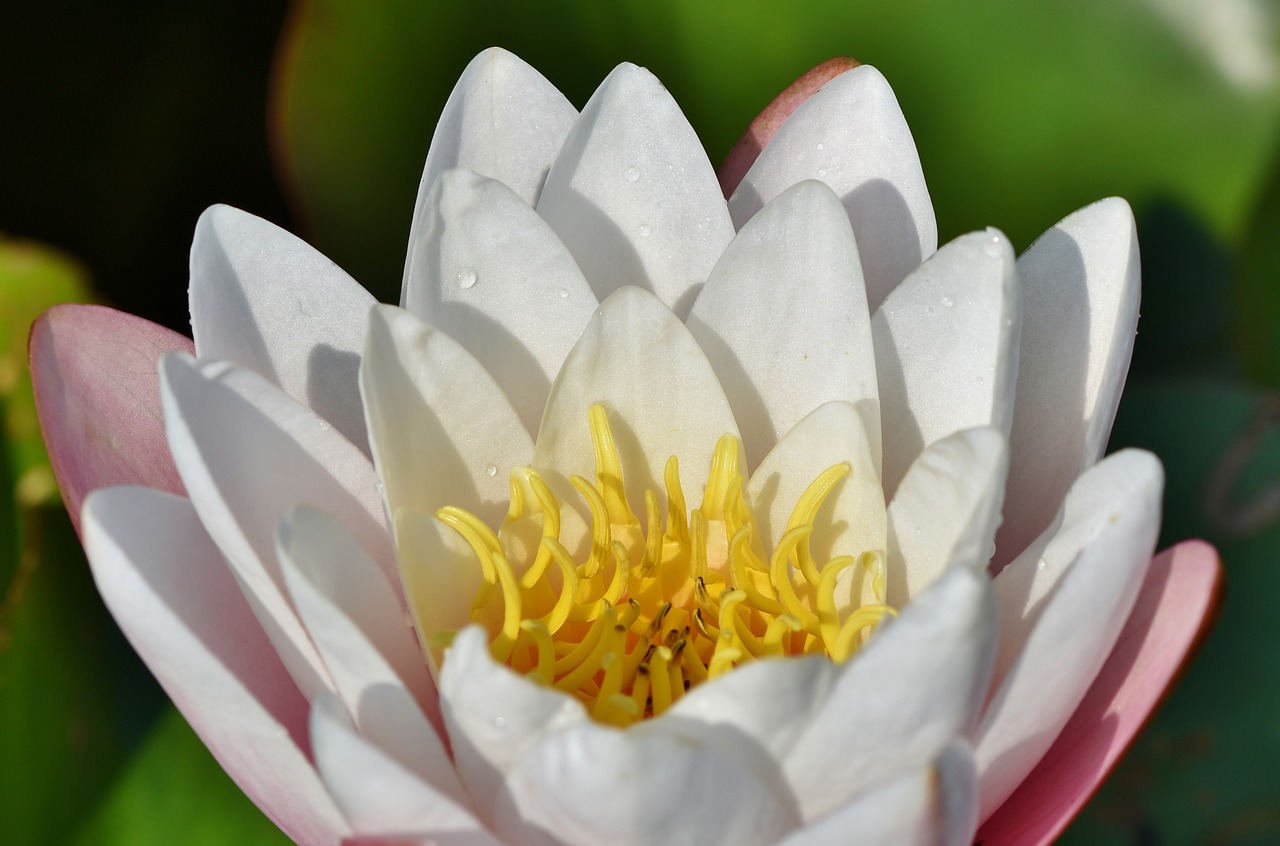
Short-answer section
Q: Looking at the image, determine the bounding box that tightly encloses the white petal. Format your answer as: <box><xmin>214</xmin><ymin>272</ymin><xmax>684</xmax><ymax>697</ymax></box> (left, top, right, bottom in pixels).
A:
<box><xmin>995</xmin><ymin>198</ymin><xmax>1142</xmax><ymax>570</ymax></box>
<box><xmin>671</xmin><ymin>564</ymin><xmax>996</xmax><ymax>822</ymax></box>
<box><xmin>311</xmin><ymin>694</ymin><xmax>500</xmax><ymax>843</ymax></box>
<box><xmin>688</xmin><ymin>180</ymin><xmax>880</xmax><ymax>468</ymax></box>
<box><xmin>728</xmin><ymin>65</ymin><xmax>936</xmax><ymax>312</ymax></box>
<box><xmin>494</xmin><ymin>721</ymin><xmax>798</xmax><ymax>846</ymax></box>
<box><xmin>746</xmin><ymin>401</ymin><xmax>885</xmax><ymax>567</ymax></box>
<box><xmin>975</xmin><ymin>449</ymin><xmax>1162</xmax><ymax>821</ymax></box>
<box><xmin>392</xmin><ymin>507</ymin><xmax>498</xmax><ymax>682</ymax></box>
<box><xmin>190</xmin><ymin>204</ymin><xmax>375</xmax><ymax>453</ymax></box>
<box><xmin>872</xmin><ymin>229</ymin><xmax>1019</xmax><ymax>497</ymax></box>
<box><xmin>402</xmin><ymin>169</ymin><xmax>598</xmax><ymax>433</ymax></box>
<box><xmin>361</xmin><ymin>305</ymin><xmax>533</xmax><ymax>528</ymax></box>
<box><xmin>414</xmin><ymin>47</ymin><xmax>577</xmax><ymax>207</ymax></box>
<box><xmin>439</xmin><ymin>627</ymin><xmax>587</xmax><ymax>823</ymax></box>
<box><xmin>160</xmin><ymin>352</ymin><xmax>393</xmax><ymax>701</ymax></box>
<box><xmin>534</xmin><ymin>286</ymin><xmax>739</xmax><ymax>511</ymax></box>
<box><xmin>886</xmin><ymin>427</ymin><xmax>1008</xmax><ymax>606</ymax></box>
<box><xmin>82</xmin><ymin>488</ymin><xmax>349</xmax><ymax>845</ymax></box>
<box><xmin>536</xmin><ymin>63</ymin><xmax>735</xmax><ymax>315</ymax></box>
<box><xmin>776</xmin><ymin>742</ymin><xmax>978</xmax><ymax>846</ymax></box>
<box><xmin>277</xmin><ymin>505</ymin><xmax>461</xmax><ymax>805</ymax></box>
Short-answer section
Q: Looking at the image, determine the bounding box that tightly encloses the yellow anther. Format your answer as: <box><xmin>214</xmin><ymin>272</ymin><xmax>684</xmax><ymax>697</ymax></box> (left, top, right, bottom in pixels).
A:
<box><xmin>664</xmin><ymin>455</ymin><xmax>688</xmax><ymax>543</ymax></box>
<box><xmin>434</xmin><ymin>407</ymin><xmax>893</xmax><ymax>727</ymax></box>
<box><xmin>763</xmin><ymin>614</ymin><xmax>803</xmax><ymax>656</ymax></box>
<box><xmin>785</xmin><ymin>462</ymin><xmax>851</xmax><ymax>586</ymax></box>
<box><xmin>520</xmin><ymin>619</ymin><xmax>555</xmax><ymax>683</ymax></box>
<box><xmin>769</xmin><ymin>526</ymin><xmax>821</xmax><ymax>634</ymax></box>
<box><xmin>816</xmin><ymin>555</ymin><xmax>858</xmax><ymax>653</ymax></box>
<box><xmin>588</xmin><ymin>404</ymin><xmax>639</xmax><ymax>529</ymax></box>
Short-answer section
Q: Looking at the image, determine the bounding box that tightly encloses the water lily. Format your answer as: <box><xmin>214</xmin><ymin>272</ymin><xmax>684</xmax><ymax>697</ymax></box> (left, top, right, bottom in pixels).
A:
<box><xmin>31</xmin><ymin>49</ymin><xmax>1221</xmax><ymax>846</ymax></box>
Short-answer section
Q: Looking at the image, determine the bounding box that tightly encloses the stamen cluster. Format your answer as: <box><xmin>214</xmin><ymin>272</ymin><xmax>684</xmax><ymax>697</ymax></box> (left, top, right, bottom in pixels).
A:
<box><xmin>439</xmin><ymin>404</ymin><xmax>895</xmax><ymax>726</ymax></box>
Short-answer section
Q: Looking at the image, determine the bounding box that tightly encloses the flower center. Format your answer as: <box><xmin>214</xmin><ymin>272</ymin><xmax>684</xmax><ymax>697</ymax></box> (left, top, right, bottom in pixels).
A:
<box><xmin>437</xmin><ymin>403</ymin><xmax>895</xmax><ymax>726</ymax></box>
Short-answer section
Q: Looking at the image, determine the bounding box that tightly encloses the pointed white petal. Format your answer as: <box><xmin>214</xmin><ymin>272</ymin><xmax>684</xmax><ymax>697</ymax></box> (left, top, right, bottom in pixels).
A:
<box><xmin>886</xmin><ymin>427</ymin><xmax>1008</xmax><ymax>606</ymax></box>
<box><xmin>495</xmin><ymin>721</ymin><xmax>798</xmax><ymax>846</ymax></box>
<box><xmin>415</xmin><ymin>47</ymin><xmax>577</xmax><ymax>207</ymax></box>
<box><xmin>391</xmin><ymin>507</ymin><xmax>487</xmax><ymax>679</ymax></box>
<box><xmin>438</xmin><ymin>627</ymin><xmax>587</xmax><ymax>823</ymax></box>
<box><xmin>996</xmin><ymin>198</ymin><xmax>1142</xmax><ymax>569</ymax></box>
<box><xmin>688</xmin><ymin>180</ymin><xmax>880</xmax><ymax>468</ymax></box>
<box><xmin>311</xmin><ymin>694</ymin><xmax>500</xmax><ymax>843</ymax></box>
<box><xmin>402</xmin><ymin>169</ymin><xmax>598</xmax><ymax>433</ymax></box>
<box><xmin>728</xmin><ymin>65</ymin><xmax>936</xmax><ymax>312</ymax></box>
<box><xmin>82</xmin><ymin>488</ymin><xmax>349</xmax><ymax>845</ymax></box>
<box><xmin>534</xmin><ymin>286</ymin><xmax>739</xmax><ymax>511</ymax></box>
<box><xmin>775</xmin><ymin>742</ymin><xmax>978</xmax><ymax>846</ymax></box>
<box><xmin>361</xmin><ymin>305</ymin><xmax>533</xmax><ymax>528</ymax></box>
<box><xmin>746</xmin><ymin>401</ymin><xmax>885</xmax><ymax>568</ymax></box>
<box><xmin>160</xmin><ymin>352</ymin><xmax>393</xmax><ymax>700</ymax></box>
<box><xmin>872</xmin><ymin>229</ymin><xmax>1019</xmax><ymax>497</ymax></box>
<box><xmin>190</xmin><ymin>204</ymin><xmax>375</xmax><ymax>453</ymax></box>
<box><xmin>277</xmin><ymin>506</ymin><xmax>462</xmax><ymax>805</ymax></box>
<box><xmin>671</xmin><ymin>565</ymin><xmax>995</xmax><ymax>822</ymax></box>
<box><xmin>537</xmin><ymin>63</ymin><xmax>735</xmax><ymax>315</ymax></box>
<box><xmin>975</xmin><ymin>449</ymin><xmax>1162</xmax><ymax>821</ymax></box>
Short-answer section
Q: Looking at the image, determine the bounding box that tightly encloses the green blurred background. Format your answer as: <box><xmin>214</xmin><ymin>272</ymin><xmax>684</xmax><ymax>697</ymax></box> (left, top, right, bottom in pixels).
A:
<box><xmin>2</xmin><ymin>1</ymin><xmax>1279</xmax><ymax>843</ymax></box>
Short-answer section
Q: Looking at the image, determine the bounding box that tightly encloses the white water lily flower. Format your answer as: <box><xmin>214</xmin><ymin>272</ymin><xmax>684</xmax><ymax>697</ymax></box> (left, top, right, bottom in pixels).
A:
<box><xmin>31</xmin><ymin>48</ymin><xmax>1221</xmax><ymax>846</ymax></box>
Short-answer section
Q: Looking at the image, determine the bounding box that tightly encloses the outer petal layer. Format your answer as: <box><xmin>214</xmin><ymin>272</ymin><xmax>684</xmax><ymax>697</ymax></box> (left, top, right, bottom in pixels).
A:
<box><xmin>995</xmin><ymin>198</ymin><xmax>1140</xmax><ymax>570</ymax></box>
<box><xmin>189</xmin><ymin>204</ymin><xmax>375</xmax><ymax>453</ymax></box>
<box><xmin>976</xmin><ymin>450</ymin><xmax>1163</xmax><ymax>820</ymax></box>
<box><xmin>976</xmin><ymin>541</ymin><xmax>1221</xmax><ymax>846</ymax></box>
<box><xmin>30</xmin><ymin>304</ymin><xmax>192</xmax><ymax>532</ymax></box>
<box><xmin>82</xmin><ymin>487</ymin><xmax>348</xmax><ymax>846</ymax></box>
<box><xmin>537</xmin><ymin>63</ymin><xmax>735</xmax><ymax>315</ymax></box>
<box><xmin>729</xmin><ymin>64</ymin><xmax>936</xmax><ymax>312</ymax></box>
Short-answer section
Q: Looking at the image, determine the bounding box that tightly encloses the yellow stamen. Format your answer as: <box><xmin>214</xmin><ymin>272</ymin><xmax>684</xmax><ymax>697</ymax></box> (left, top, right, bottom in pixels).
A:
<box><xmin>432</xmin><ymin>403</ymin><xmax>894</xmax><ymax>726</ymax></box>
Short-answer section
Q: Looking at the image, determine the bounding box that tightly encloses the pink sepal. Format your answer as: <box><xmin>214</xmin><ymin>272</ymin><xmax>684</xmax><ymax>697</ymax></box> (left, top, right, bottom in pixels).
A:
<box><xmin>976</xmin><ymin>540</ymin><xmax>1223</xmax><ymax>845</ymax></box>
<box><xmin>717</xmin><ymin>57</ymin><xmax>860</xmax><ymax>199</ymax></box>
<box><xmin>29</xmin><ymin>304</ymin><xmax>192</xmax><ymax>533</ymax></box>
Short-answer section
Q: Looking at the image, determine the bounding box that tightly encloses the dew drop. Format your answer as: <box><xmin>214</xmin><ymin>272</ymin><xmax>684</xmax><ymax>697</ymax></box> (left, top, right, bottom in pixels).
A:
<box><xmin>625</xmin><ymin>167</ymin><xmax>641</xmax><ymax>183</ymax></box>
<box><xmin>493</xmin><ymin>716</ymin><xmax>506</xmax><ymax>729</ymax></box>
<box><xmin>485</xmin><ymin>464</ymin><xmax>498</xmax><ymax>478</ymax></box>
<box><xmin>456</xmin><ymin>268</ymin><xmax>478</xmax><ymax>290</ymax></box>
<box><xmin>637</xmin><ymin>223</ymin><xmax>651</xmax><ymax>238</ymax></box>
<box><xmin>1037</xmin><ymin>557</ymin><xmax>1048</xmax><ymax>571</ymax></box>
<box><xmin>941</xmin><ymin>295</ymin><xmax>955</xmax><ymax>308</ymax></box>
<box><xmin>817</xmin><ymin>168</ymin><xmax>828</xmax><ymax>178</ymax></box>
<box><xmin>816</xmin><ymin>141</ymin><xmax>825</xmax><ymax>151</ymax></box>
<box><xmin>925</xmin><ymin>305</ymin><xmax>935</xmax><ymax>316</ymax></box>
<box><xmin>558</xmin><ymin>287</ymin><xmax>569</xmax><ymax>299</ymax></box>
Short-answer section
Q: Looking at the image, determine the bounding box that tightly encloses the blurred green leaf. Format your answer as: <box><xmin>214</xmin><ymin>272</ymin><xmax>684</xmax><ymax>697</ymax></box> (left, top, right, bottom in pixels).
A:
<box><xmin>1236</xmin><ymin>146</ymin><xmax>1280</xmax><ymax>390</ymax></box>
<box><xmin>274</xmin><ymin>0</ymin><xmax>1280</xmax><ymax>301</ymax></box>
<box><xmin>0</xmin><ymin>505</ymin><xmax>163</xmax><ymax>846</ymax></box>
<box><xmin>0</xmin><ymin>237</ymin><xmax>94</xmax><ymax>512</ymax></box>
<box><xmin>70</xmin><ymin>706</ymin><xmax>291</xmax><ymax>846</ymax></box>
<box><xmin>1062</xmin><ymin>383</ymin><xmax>1280</xmax><ymax>845</ymax></box>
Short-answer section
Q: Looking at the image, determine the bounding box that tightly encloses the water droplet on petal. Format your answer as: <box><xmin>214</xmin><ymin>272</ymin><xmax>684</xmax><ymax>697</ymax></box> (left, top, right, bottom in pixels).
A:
<box><xmin>485</xmin><ymin>464</ymin><xmax>498</xmax><ymax>478</ymax></box>
<box><xmin>817</xmin><ymin>168</ymin><xmax>828</xmax><ymax>178</ymax></box>
<box><xmin>816</xmin><ymin>141</ymin><xmax>825</xmax><ymax>151</ymax></box>
<box><xmin>456</xmin><ymin>268</ymin><xmax>478</xmax><ymax>290</ymax></box>
<box><xmin>1037</xmin><ymin>557</ymin><xmax>1048</xmax><ymax>571</ymax></box>
<box><xmin>625</xmin><ymin>167</ymin><xmax>641</xmax><ymax>183</ymax></box>
<box><xmin>925</xmin><ymin>305</ymin><xmax>935</xmax><ymax>316</ymax></box>
<box><xmin>558</xmin><ymin>288</ymin><xmax>569</xmax><ymax>299</ymax></box>
<box><xmin>941</xmin><ymin>295</ymin><xmax>955</xmax><ymax>308</ymax></box>
<box><xmin>494</xmin><ymin>716</ymin><xmax>506</xmax><ymax>728</ymax></box>
<box><xmin>637</xmin><ymin>223</ymin><xmax>651</xmax><ymax>238</ymax></box>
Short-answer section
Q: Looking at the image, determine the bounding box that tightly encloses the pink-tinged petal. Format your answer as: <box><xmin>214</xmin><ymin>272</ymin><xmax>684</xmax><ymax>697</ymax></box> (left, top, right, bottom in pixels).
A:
<box><xmin>975</xmin><ymin>541</ymin><xmax>1222</xmax><ymax>846</ymax></box>
<box><xmin>717</xmin><ymin>58</ymin><xmax>860</xmax><ymax>199</ymax></box>
<box><xmin>30</xmin><ymin>304</ymin><xmax>192</xmax><ymax>533</ymax></box>
<box><xmin>82</xmin><ymin>487</ymin><xmax>349</xmax><ymax>846</ymax></box>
